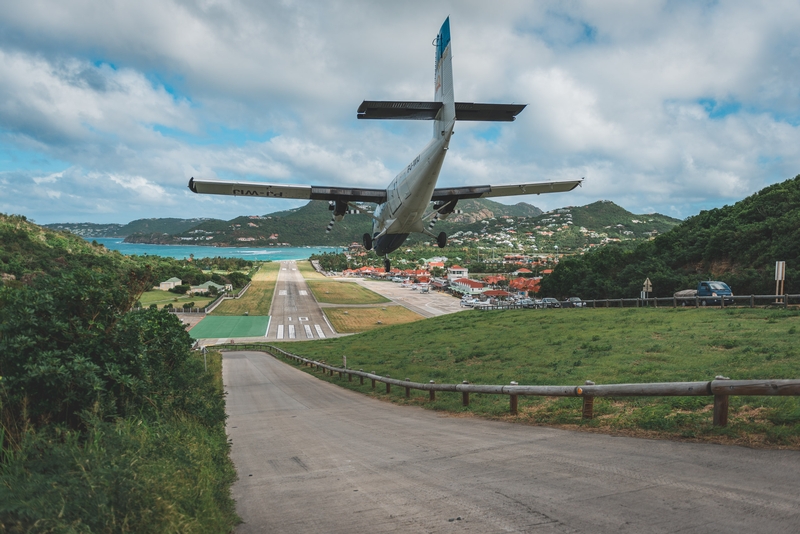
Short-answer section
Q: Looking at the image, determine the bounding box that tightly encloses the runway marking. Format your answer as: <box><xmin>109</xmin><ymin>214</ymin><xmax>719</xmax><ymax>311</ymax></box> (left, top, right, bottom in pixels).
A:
<box><xmin>314</xmin><ymin>324</ymin><xmax>325</xmax><ymax>338</ymax></box>
<box><xmin>304</xmin><ymin>324</ymin><xmax>313</xmax><ymax>338</ymax></box>
<box><xmin>279</xmin><ymin>290</ymin><xmax>287</xmax><ymax>296</ymax></box>
<box><xmin>288</xmin><ymin>325</ymin><xmax>296</xmax><ymax>339</ymax></box>
<box><xmin>299</xmin><ymin>290</ymin><xmax>307</xmax><ymax>296</ymax></box>
<box><xmin>288</xmin><ymin>317</ymin><xmax>292</xmax><ymax>322</ymax></box>
<box><xmin>299</xmin><ymin>316</ymin><xmax>308</xmax><ymax>322</ymax></box>
<box><xmin>277</xmin><ymin>325</ymin><xmax>284</xmax><ymax>339</ymax></box>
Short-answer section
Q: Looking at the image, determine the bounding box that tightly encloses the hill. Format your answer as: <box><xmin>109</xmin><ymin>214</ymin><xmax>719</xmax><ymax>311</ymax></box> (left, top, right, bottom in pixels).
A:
<box><xmin>46</xmin><ymin>217</ymin><xmax>217</xmax><ymax>238</ymax></box>
<box><xmin>122</xmin><ymin>198</ymin><xmax>547</xmax><ymax>247</ymax></box>
<box><xmin>540</xmin><ymin>174</ymin><xmax>800</xmax><ymax>298</ymax></box>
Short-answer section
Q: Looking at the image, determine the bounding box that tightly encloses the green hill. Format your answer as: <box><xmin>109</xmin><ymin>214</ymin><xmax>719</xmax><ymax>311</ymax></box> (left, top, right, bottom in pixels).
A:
<box><xmin>46</xmin><ymin>218</ymin><xmax>218</xmax><ymax>238</ymax></box>
<box><xmin>541</xmin><ymin>175</ymin><xmax>800</xmax><ymax>298</ymax></box>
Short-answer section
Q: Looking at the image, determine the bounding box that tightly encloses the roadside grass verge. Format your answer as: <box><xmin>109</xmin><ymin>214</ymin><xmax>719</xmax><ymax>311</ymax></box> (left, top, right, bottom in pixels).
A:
<box><xmin>211</xmin><ymin>263</ymin><xmax>280</xmax><ymax>316</ymax></box>
<box><xmin>139</xmin><ymin>289</ymin><xmax>214</xmax><ymax>309</ymax></box>
<box><xmin>1</xmin><ymin>346</ymin><xmax>239</xmax><ymax>532</ymax></box>
<box><xmin>324</xmin><ymin>306</ymin><xmax>424</xmax><ymax>332</ymax></box>
<box><xmin>297</xmin><ymin>260</ymin><xmax>328</xmax><ymax>280</ymax></box>
<box><xmin>306</xmin><ymin>280</ymin><xmax>390</xmax><ymax>304</ymax></box>
<box><xmin>275</xmin><ymin>307</ymin><xmax>800</xmax><ymax>448</ymax></box>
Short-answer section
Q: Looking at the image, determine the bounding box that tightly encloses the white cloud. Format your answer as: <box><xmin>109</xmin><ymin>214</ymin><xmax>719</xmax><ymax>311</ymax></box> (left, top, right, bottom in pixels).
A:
<box><xmin>0</xmin><ymin>0</ymin><xmax>799</xmax><ymax>224</ymax></box>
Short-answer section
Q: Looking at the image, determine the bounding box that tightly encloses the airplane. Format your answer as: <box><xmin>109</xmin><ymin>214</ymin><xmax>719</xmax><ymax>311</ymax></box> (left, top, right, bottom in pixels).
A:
<box><xmin>188</xmin><ymin>17</ymin><xmax>583</xmax><ymax>272</ymax></box>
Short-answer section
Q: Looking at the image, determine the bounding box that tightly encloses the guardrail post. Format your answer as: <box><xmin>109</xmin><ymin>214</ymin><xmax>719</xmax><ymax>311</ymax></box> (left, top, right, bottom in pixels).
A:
<box><xmin>429</xmin><ymin>381</ymin><xmax>436</xmax><ymax>401</ymax></box>
<box><xmin>359</xmin><ymin>369</ymin><xmax>364</xmax><ymax>385</ymax></box>
<box><xmin>462</xmin><ymin>380</ymin><xmax>470</xmax><ymax>406</ymax></box>
<box><xmin>386</xmin><ymin>375</ymin><xmax>391</xmax><ymax>394</ymax></box>
<box><xmin>582</xmin><ymin>380</ymin><xmax>595</xmax><ymax>420</ymax></box>
<box><xmin>713</xmin><ymin>375</ymin><xmax>730</xmax><ymax>427</ymax></box>
<box><xmin>348</xmin><ymin>371</ymin><xmax>352</xmax><ymax>381</ymax></box>
<box><xmin>750</xmin><ymin>295</ymin><xmax>754</xmax><ymax>308</ymax></box>
<box><xmin>371</xmin><ymin>372</ymin><xmax>376</xmax><ymax>390</ymax></box>
<box><xmin>785</xmin><ymin>294</ymin><xmax>789</xmax><ymax>309</ymax></box>
<box><xmin>509</xmin><ymin>381</ymin><xmax>518</xmax><ymax>415</ymax></box>
<box><xmin>405</xmin><ymin>378</ymin><xmax>411</xmax><ymax>398</ymax></box>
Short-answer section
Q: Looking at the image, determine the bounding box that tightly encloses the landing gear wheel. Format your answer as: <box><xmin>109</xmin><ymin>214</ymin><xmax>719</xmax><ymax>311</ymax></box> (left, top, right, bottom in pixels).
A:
<box><xmin>384</xmin><ymin>257</ymin><xmax>391</xmax><ymax>273</ymax></box>
<box><xmin>437</xmin><ymin>231</ymin><xmax>447</xmax><ymax>249</ymax></box>
<box><xmin>363</xmin><ymin>233</ymin><xmax>373</xmax><ymax>251</ymax></box>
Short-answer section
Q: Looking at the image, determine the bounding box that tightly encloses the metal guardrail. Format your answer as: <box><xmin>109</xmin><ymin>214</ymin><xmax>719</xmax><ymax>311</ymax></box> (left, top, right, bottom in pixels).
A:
<box><xmin>204</xmin><ymin>343</ymin><xmax>800</xmax><ymax>427</ymax></box>
<box><xmin>469</xmin><ymin>294</ymin><xmax>799</xmax><ymax>311</ymax></box>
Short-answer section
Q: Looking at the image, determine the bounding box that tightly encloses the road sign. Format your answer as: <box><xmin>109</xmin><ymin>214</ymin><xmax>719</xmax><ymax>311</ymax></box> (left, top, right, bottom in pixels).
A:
<box><xmin>776</xmin><ymin>261</ymin><xmax>786</xmax><ymax>281</ymax></box>
<box><xmin>643</xmin><ymin>278</ymin><xmax>653</xmax><ymax>293</ymax></box>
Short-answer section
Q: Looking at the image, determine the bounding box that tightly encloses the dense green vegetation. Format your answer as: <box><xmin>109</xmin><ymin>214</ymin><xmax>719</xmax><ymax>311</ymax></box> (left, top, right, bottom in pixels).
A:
<box><xmin>276</xmin><ymin>307</ymin><xmax>800</xmax><ymax>447</ymax></box>
<box><xmin>541</xmin><ymin>175</ymin><xmax>800</xmax><ymax>299</ymax></box>
<box><xmin>0</xmin><ymin>214</ymin><xmax>238</xmax><ymax>531</ymax></box>
<box><xmin>45</xmin><ymin>217</ymin><xmax>216</xmax><ymax>238</ymax></box>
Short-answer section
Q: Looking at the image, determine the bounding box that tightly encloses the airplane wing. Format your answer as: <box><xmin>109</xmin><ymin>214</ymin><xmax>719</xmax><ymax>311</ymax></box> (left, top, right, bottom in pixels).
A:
<box><xmin>188</xmin><ymin>178</ymin><xmax>387</xmax><ymax>203</ymax></box>
<box><xmin>430</xmin><ymin>179</ymin><xmax>583</xmax><ymax>201</ymax></box>
<box><xmin>357</xmin><ymin>101</ymin><xmax>526</xmax><ymax>121</ymax></box>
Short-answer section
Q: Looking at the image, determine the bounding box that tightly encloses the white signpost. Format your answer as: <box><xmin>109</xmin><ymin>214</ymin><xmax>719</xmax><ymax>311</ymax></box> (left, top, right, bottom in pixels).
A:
<box><xmin>641</xmin><ymin>278</ymin><xmax>653</xmax><ymax>300</ymax></box>
<box><xmin>776</xmin><ymin>261</ymin><xmax>786</xmax><ymax>302</ymax></box>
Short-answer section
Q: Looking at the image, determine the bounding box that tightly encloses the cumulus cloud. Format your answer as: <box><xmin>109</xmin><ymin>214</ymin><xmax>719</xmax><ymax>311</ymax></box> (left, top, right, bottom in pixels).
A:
<box><xmin>0</xmin><ymin>0</ymin><xmax>799</xmax><ymax>224</ymax></box>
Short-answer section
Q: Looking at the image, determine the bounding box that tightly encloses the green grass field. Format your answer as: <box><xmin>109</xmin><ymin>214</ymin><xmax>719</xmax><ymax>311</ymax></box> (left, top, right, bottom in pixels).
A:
<box><xmin>275</xmin><ymin>307</ymin><xmax>800</xmax><ymax>448</ymax></box>
<box><xmin>297</xmin><ymin>260</ymin><xmax>328</xmax><ymax>280</ymax></box>
<box><xmin>211</xmin><ymin>263</ymin><xmax>280</xmax><ymax>316</ymax></box>
<box><xmin>306</xmin><ymin>280</ymin><xmax>390</xmax><ymax>304</ymax></box>
<box><xmin>324</xmin><ymin>306</ymin><xmax>423</xmax><ymax>332</ymax></box>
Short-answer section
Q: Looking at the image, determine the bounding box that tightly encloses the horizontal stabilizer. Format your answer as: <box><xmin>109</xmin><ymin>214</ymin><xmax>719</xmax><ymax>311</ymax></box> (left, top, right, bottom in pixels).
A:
<box><xmin>357</xmin><ymin>101</ymin><xmax>526</xmax><ymax>121</ymax></box>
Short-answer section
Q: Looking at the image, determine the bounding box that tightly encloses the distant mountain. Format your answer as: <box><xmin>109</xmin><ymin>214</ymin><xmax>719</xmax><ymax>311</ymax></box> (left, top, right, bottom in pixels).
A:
<box><xmin>46</xmin><ymin>218</ymin><xmax>219</xmax><ymax>238</ymax></box>
<box><xmin>123</xmin><ymin>198</ymin><xmax>546</xmax><ymax>247</ymax></box>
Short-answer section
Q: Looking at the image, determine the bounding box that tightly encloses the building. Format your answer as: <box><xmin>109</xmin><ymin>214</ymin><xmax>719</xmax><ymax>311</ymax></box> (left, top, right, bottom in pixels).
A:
<box><xmin>159</xmin><ymin>277</ymin><xmax>182</xmax><ymax>290</ymax></box>
<box><xmin>447</xmin><ymin>265</ymin><xmax>468</xmax><ymax>283</ymax></box>
<box><xmin>190</xmin><ymin>281</ymin><xmax>232</xmax><ymax>295</ymax></box>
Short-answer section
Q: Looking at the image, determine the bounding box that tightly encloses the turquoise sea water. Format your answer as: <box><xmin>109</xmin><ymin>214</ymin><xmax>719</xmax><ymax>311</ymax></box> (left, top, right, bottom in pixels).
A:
<box><xmin>91</xmin><ymin>238</ymin><xmax>342</xmax><ymax>261</ymax></box>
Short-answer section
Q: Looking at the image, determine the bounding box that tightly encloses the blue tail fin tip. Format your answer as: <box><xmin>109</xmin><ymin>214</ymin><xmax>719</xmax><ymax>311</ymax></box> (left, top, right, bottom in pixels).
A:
<box><xmin>436</xmin><ymin>17</ymin><xmax>451</xmax><ymax>63</ymax></box>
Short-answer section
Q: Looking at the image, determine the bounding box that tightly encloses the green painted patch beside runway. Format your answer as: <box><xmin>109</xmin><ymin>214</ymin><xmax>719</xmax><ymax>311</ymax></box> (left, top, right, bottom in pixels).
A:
<box><xmin>190</xmin><ymin>315</ymin><xmax>270</xmax><ymax>339</ymax></box>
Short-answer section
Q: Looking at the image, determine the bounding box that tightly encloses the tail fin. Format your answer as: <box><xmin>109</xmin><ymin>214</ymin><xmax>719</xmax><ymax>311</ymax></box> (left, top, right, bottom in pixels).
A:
<box><xmin>434</xmin><ymin>17</ymin><xmax>455</xmax><ymax>137</ymax></box>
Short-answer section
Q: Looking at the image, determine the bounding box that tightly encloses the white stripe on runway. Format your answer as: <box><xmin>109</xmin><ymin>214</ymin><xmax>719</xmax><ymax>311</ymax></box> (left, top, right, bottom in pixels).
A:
<box><xmin>314</xmin><ymin>324</ymin><xmax>325</xmax><ymax>338</ymax></box>
<box><xmin>279</xmin><ymin>290</ymin><xmax>287</xmax><ymax>296</ymax></box>
<box><xmin>304</xmin><ymin>324</ymin><xmax>313</xmax><ymax>338</ymax></box>
<box><xmin>288</xmin><ymin>325</ymin><xmax>296</xmax><ymax>339</ymax></box>
<box><xmin>299</xmin><ymin>290</ymin><xmax>307</xmax><ymax>296</ymax></box>
<box><xmin>277</xmin><ymin>325</ymin><xmax>284</xmax><ymax>339</ymax></box>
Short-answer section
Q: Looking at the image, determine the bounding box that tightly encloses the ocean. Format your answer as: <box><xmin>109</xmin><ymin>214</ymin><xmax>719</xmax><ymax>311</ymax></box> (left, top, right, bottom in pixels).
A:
<box><xmin>91</xmin><ymin>238</ymin><xmax>342</xmax><ymax>261</ymax></box>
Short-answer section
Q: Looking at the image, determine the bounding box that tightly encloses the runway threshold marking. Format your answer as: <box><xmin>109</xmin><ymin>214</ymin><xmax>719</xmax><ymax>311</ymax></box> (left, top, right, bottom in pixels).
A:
<box><xmin>288</xmin><ymin>325</ymin><xmax>296</xmax><ymax>339</ymax></box>
<box><xmin>314</xmin><ymin>324</ymin><xmax>325</xmax><ymax>338</ymax></box>
<box><xmin>304</xmin><ymin>324</ymin><xmax>313</xmax><ymax>338</ymax></box>
<box><xmin>277</xmin><ymin>325</ymin><xmax>284</xmax><ymax>339</ymax></box>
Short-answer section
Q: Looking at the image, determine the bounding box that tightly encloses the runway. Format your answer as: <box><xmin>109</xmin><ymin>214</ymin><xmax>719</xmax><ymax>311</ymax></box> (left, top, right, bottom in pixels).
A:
<box><xmin>265</xmin><ymin>261</ymin><xmax>341</xmax><ymax>341</ymax></box>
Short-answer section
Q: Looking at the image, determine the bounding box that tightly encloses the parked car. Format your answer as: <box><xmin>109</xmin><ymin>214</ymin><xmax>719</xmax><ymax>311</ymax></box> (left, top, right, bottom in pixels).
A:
<box><xmin>518</xmin><ymin>298</ymin><xmax>536</xmax><ymax>308</ymax></box>
<box><xmin>538</xmin><ymin>297</ymin><xmax>561</xmax><ymax>309</ymax></box>
<box><xmin>674</xmin><ymin>281</ymin><xmax>734</xmax><ymax>306</ymax></box>
<box><xmin>562</xmin><ymin>297</ymin><xmax>585</xmax><ymax>308</ymax></box>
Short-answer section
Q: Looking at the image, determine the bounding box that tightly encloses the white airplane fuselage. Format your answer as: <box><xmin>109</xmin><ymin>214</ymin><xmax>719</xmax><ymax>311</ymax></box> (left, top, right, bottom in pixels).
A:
<box><xmin>372</xmin><ymin>123</ymin><xmax>453</xmax><ymax>256</ymax></box>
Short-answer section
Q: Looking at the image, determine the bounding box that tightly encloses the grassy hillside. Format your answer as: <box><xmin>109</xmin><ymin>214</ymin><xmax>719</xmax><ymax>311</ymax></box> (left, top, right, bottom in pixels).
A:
<box><xmin>276</xmin><ymin>306</ymin><xmax>800</xmax><ymax>447</ymax></box>
<box><xmin>541</xmin><ymin>175</ymin><xmax>800</xmax><ymax>298</ymax></box>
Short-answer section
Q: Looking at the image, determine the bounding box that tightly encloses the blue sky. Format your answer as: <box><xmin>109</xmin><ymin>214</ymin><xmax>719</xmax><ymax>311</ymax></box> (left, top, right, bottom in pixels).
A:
<box><xmin>1</xmin><ymin>0</ymin><xmax>799</xmax><ymax>224</ymax></box>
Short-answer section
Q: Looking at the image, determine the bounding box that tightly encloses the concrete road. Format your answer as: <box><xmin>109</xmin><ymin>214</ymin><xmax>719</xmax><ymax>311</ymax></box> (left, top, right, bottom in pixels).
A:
<box><xmin>266</xmin><ymin>261</ymin><xmax>340</xmax><ymax>341</ymax></box>
<box><xmin>225</xmin><ymin>350</ymin><xmax>800</xmax><ymax>533</ymax></box>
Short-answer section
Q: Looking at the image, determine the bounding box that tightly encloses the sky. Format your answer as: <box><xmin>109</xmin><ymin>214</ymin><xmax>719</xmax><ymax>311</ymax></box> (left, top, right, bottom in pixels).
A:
<box><xmin>1</xmin><ymin>0</ymin><xmax>799</xmax><ymax>225</ymax></box>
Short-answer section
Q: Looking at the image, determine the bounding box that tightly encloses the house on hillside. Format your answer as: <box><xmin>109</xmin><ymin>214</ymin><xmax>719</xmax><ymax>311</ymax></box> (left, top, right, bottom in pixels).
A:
<box><xmin>159</xmin><ymin>277</ymin><xmax>182</xmax><ymax>290</ymax></box>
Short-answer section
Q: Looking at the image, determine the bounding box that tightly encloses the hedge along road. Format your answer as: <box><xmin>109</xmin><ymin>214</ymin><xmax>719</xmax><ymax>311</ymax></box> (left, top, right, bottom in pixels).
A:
<box><xmin>224</xmin><ymin>350</ymin><xmax>800</xmax><ymax>533</ymax></box>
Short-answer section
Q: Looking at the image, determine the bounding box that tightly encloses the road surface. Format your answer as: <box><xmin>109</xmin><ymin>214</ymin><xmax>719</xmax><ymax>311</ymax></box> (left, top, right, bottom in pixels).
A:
<box><xmin>225</xmin><ymin>350</ymin><xmax>800</xmax><ymax>533</ymax></box>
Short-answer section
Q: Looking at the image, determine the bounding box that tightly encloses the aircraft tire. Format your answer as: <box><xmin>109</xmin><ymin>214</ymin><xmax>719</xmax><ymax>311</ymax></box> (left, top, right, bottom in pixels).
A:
<box><xmin>363</xmin><ymin>233</ymin><xmax>373</xmax><ymax>251</ymax></box>
<box><xmin>384</xmin><ymin>258</ymin><xmax>391</xmax><ymax>273</ymax></box>
<box><xmin>437</xmin><ymin>231</ymin><xmax>447</xmax><ymax>248</ymax></box>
